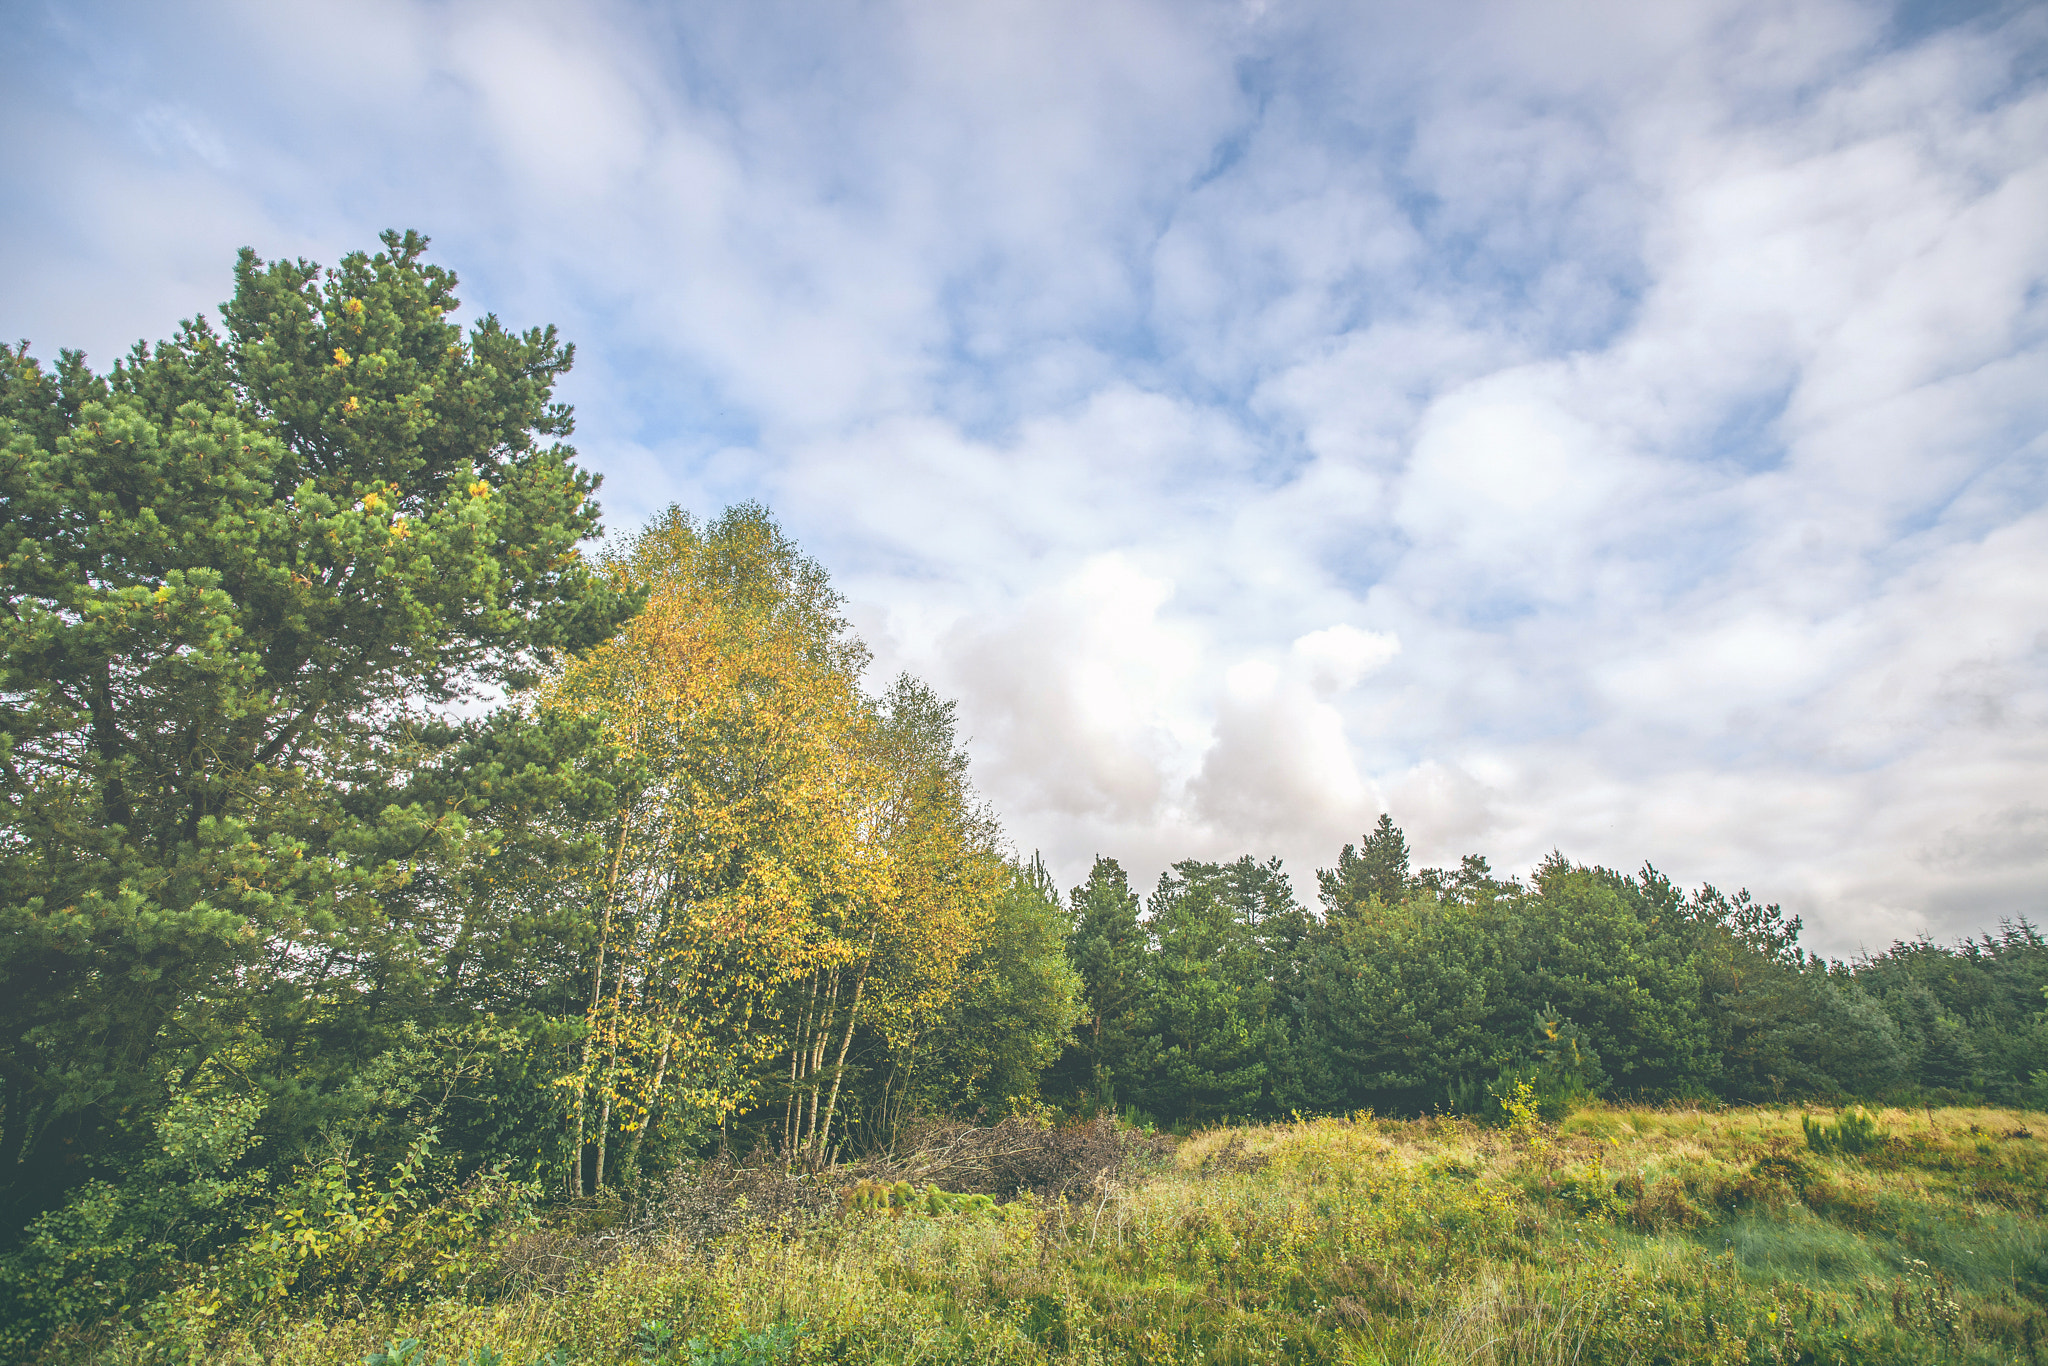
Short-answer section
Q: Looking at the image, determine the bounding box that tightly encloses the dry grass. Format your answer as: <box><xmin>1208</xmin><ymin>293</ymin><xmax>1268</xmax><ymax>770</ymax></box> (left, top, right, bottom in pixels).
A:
<box><xmin>86</xmin><ymin>1103</ymin><xmax>2048</xmax><ymax>1366</ymax></box>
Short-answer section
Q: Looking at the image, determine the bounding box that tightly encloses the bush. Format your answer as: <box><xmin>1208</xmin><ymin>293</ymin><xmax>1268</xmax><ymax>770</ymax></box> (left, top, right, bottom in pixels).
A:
<box><xmin>1447</xmin><ymin>1063</ymin><xmax>1590</xmax><ymax>1126</ymax></box>
<box><xmin>1803</xmin><ymin>1107</ymin><xmax>1885</xmax><ymax>1156</ymax></box>
<box><xmin>630</xmin><ymin>1318</ymin><xmax>803</xmax><ymax>1366</ymax></box>
<box><xmin>0</xmin><ymin>1086</ymin><xmax>269</xmax><ymax>1357</ymax></box>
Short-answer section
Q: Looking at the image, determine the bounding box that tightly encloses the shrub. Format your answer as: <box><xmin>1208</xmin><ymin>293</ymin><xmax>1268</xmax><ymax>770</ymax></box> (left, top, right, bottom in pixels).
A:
<box><xmin>0</xmin><ymin>1086</ymin><xmax>269</xmax><ymax>1356</ymax></box>
<box><xmin>1553</xmin><ymin>1156</ymin><xmax>1624</xmax><ymax>1217</ymax></box>
<box><xmin>1449</xmin><ymin>1062</ymin><xmax>1590</xmax><ymax>1126</ymax></box>
<box><xmin>839</xmin><ymin>1180</ymin><xmax>998</xmax><ymax>1217</ymax></box>
<box><xmin>633</xmin><ymin>1319</ymin><xmax>801</xmax><ymax>1366</ymax></box>
<box><xmin>1803</xmin><ymin>1107</ymin><xmax>1885</xmax><ymax>1156</ymax></box>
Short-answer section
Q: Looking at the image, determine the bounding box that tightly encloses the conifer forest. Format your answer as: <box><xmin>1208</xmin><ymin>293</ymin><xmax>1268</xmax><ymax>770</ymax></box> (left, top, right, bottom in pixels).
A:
<box><xmin>3</xmin><ymin>236</ymin><xmax>2044</xmax><ymax>1364</ymax></box>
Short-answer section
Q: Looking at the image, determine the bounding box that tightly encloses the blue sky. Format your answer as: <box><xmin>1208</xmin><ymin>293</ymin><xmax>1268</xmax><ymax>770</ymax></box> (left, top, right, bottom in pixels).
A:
<box><xmin>5</xmin><ymin>0</ymin><xmax>2045</xmax><ymax>953</ymax></box>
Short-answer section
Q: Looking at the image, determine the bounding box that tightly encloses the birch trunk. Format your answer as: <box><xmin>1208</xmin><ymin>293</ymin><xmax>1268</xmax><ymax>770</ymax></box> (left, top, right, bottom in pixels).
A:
<box><xmin>571</xmin><ymin>813</ymin><xmax>632</xmax><ymax>1195</ymax></box>
<box><xmin>814</xmin><ymin>928</ymin><xmax>878</xmax><ymax>1163</ymax></box>
<box><xmin>621</xmin><ymin>1027</ymin><xmax>672</xmax><ymax>1177</ymax></box>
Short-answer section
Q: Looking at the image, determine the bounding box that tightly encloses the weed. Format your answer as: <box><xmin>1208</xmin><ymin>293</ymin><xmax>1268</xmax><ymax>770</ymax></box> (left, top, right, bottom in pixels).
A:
<box><xmin>636</xmin><ymin>1319</ymin><xmax>674</xmax><ymax>1364</ymax></box>
<box><xmin>680</xmin><ymin>1322</ymin><xmax>801</xmax><ymax>1366</ymax></box>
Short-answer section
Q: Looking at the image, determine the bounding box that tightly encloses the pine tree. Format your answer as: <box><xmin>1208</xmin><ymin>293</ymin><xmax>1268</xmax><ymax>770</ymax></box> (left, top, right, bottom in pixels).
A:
<box><xmin>0</xmin><ymin>231</ymin><xmax>636</xmax><ymax>1231</ymax></box>
<box><xmin>1135</xmin><ymin>859</ymin><xmax>1282</xmax><ymax>1123</ymax></box>
<box><xmin>1056</xmin><ymin>856</ymin><xmax>1150</xmax><ymax>1108</ymax></box>
<box><xmin>1317</xmin><ymin>813</ymin><xmax>1411</xmax><ymax>916</ymax></box>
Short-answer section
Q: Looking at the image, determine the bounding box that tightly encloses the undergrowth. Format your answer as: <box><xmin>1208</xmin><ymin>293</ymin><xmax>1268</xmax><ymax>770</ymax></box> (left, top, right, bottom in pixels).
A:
<box><xmin>37</xmin><ymin>1105</ymin><xmax>2048</xmax><ymax>1366</ymax></box>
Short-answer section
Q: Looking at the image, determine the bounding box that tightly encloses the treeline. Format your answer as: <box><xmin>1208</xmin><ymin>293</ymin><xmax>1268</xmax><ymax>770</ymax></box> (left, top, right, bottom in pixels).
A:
<box><xmin>1039</xmin><ymin>824</ymin><xmax>2048</xmax><ymax>1127</ymax></box>
<box><xmin>1</xmin><ymin>233</ymin><xmax>2042</xmax><ymax>1352</ymax></box>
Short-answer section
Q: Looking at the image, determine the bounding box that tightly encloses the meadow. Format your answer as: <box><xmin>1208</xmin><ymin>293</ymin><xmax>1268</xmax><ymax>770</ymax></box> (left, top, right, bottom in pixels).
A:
<box><xmin>154</xmin><ymin>1102</ymin><xmax>2047</xmax><ymax>1366</ymax></box>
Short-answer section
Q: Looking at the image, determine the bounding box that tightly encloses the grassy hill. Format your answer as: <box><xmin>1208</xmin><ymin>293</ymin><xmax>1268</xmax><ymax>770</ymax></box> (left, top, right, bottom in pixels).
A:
<box><xmin>149</xmin><ymin>1103</ymin><xmax>2048</xmax><ymax>1366</ymax></box>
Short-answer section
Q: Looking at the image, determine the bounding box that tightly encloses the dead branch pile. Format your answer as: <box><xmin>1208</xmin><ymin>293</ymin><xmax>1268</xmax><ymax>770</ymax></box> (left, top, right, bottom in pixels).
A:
<box><xmin>861</xmin><ymin>1113</ymin><xmax>1175</xmax><ymax>1201</ymax></box>
<box><xmin>556</xmin><ymin>1115</ymin><xmax>1181</xmax><ymax>1257</ymax></box>
<box><xmin>645</xmin><ymin>1145</ymin><xmax>844</xmax><ymax>1244</ymax></box>
<box><xmin>634</xmin><ymin>1115</ymin><xmax>1173</xmax><ymax>1246</ymax></box>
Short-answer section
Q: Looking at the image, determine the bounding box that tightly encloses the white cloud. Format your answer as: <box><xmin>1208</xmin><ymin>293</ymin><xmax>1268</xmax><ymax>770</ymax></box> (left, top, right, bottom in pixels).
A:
<box><xmin>1292</xmin><ymin>625</ymin><xmax>1400</xmax><ymax>696</ymax></box>
<box><xmin>447</xmin><ymin>11</ymin><xmax>655</xmax><ymax>200</ymax></box>
<box><xmin>929</xmin><ymin>551</ymin><xmax>1211</xmax><ymax>864</ymax></box>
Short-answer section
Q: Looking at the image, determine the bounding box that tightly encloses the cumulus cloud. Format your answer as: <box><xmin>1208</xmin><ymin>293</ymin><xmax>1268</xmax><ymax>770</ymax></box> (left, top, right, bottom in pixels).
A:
<box><xmin>2</xmin><ymin>0</ymin><xmax>2044</xmax><ymax>954</ymax></box>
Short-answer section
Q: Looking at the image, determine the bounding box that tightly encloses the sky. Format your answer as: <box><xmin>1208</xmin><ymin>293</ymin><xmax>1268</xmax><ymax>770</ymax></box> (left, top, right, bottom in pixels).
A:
<box><xmin>4</xmin><ymin>0</ymin><xmax>2045</xmax><ymax>955</ymax></box>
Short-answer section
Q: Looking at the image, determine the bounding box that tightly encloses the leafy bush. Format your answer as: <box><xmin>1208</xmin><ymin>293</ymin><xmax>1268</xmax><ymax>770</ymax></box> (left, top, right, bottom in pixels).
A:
<box><xmin>1804</xmin><ymin>1107</ymin><xmax>1886</xmax><ymax>1156</ymax></box>
<box><xmin>0</xmin><ymin>1086</ymin><xmax>269</xmax><ymax>1356</ymax></box>
<box><xmin>636</xmin><ymin>1319</ymin><xmax>801</xmax><ymax>1366</ymax></box>
<box><xmin>1552</xmin><ymin>1154</ymin><xmax>1625</xmax><ymax>1217</ymax></box>
<box><xmin>366</xmin><ymin>1343</ymin><xmax>563</xmax><ymax>1366</ymax></box>
<box><xmin>4</xmin><ymin>1100</ymin><xmax>538</xmax><ymax>1359</ymax></box>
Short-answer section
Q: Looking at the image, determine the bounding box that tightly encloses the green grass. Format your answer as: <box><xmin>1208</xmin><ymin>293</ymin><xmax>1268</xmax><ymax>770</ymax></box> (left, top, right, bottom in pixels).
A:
<box><xmin>56</xmin><ymin>1104</ymin><xmax>2048</xmax><ymax>1365</ymax></box>
<box><xmin>1723</xmin><ymin>1211</ymin><xmax>1887</xmax><ymax>1282</ymax></box>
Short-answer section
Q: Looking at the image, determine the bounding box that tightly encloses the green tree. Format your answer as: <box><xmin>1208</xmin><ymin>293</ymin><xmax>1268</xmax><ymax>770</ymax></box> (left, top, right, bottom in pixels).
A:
<box><xmin>1689</xmin><ymin>885</ymin><xmax>1905</xmax><ymax>1100</ymax></box>
<box><xmin>0</xmin><ymin>231</ymin><xmax>635</xmax><ymax>1237</ymax></box>
<box><xmin>1881</xmin><ymin>984</ymin><xmax>1983</xmax><ymax>1094</ymax></box>
<box><xmin>1292</xmin><ymin>837</ymin><xmax>1722</xmax><ymax>1115</ymax></box>
<box><xmin>1133</xmin><ymin>858</ymin><xmax>1287</xmax><ymax>1124</ymax></box>
<box><xmin>1508</xmin><ymin>858</ymin><xmax>1716</xmax><ymax>1097</ymax></box>
<box><xmin>1851</xmin><ymin>923</ymin><xmax>2046</xmax><ymax>1102</ymax></box>
<box><xmin>913</xmin><ymin>855</ymin><xmax>1082</xmax><ymax>1119</ymax></box>
<box><xmin>1052</xmin><ymin>856</ymin><xmax>1150</xmax><ymax>1108</ymax></box>
<box><xmin>1298</xmin><ymin>884</ymin><xmax>1511</xmax><ymax>1115</ymax></box>
<box><xmin>1316</xmin><ymin>812</ymin><xmax>1410</xmax><ymax>916</ymax></box>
